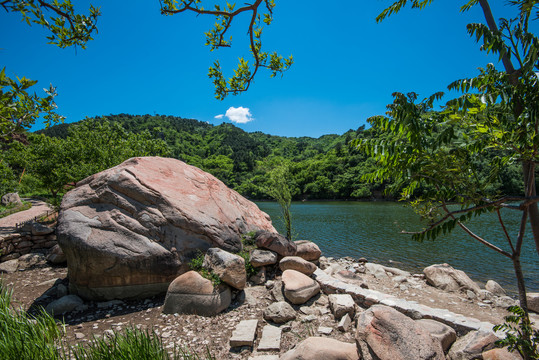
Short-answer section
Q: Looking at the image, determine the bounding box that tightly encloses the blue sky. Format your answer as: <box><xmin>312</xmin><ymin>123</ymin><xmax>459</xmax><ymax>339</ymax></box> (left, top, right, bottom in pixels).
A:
<box><xmin>0</xmin><ymin>1</ymin><xmax>523</xmax><ymax>137</ymax></box>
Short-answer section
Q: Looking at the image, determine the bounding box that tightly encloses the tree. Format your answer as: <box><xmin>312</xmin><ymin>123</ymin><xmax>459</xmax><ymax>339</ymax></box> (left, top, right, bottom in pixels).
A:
<box><xmin>1</xmin><ymin>0</ymin><xmax>100</xmax><ymax>141</ymax></box>
<box><xmin>358</xmin><ymin>0</ymin><xmax>539</xmax><ymax>324</ymax></box>
<box><xmin>266</xmin><ymin>162</ymin><xmax>295</xmax><ymax>240</ymax></box>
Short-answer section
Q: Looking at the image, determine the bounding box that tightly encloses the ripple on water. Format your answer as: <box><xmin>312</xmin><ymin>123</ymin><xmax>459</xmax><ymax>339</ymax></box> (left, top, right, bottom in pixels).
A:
<box><xmin>257</xmin><ymin>201</ymin><xmax>539</xmax><ymax>294</ymax></box>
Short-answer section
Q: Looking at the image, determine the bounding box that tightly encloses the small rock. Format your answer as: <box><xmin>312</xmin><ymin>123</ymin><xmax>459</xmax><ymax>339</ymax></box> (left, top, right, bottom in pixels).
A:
<box><xmin>318</xmin><ymin>326</ymin><xmax>333</xmax><ymax>335</ymax></box>
<box><xmin>328</xmin><ymin>294</ymin><xmax>355</xmax><ymax>319</ymax></box>
<box><xmin>45</xmin><ymin>295</ymin><xmax>84</xmax><ymax>315</ymax></box>
<box><xmin>279</xmin><ymin>256</ymin><xmax>317</xmax><ymax>275</ymax></box>
<box><xmin>0</xmin><ymin>259</ymin><xmax>19</xmax><ymax>273</ymax></box>
<box><xmin>263</xmin><ymin>301</ymin><xmax>296</xmax><ymax>324</ymax></box>
<box><xmin>338</xmin><ymin>313</ymin><xmax>352</xmax><ymax>332</ymax></box>
<box><xmin>255</xmin><ymin>231</ymin><xmax>296</xmax><ymax>257</ymax></box>
<box><xmin>495</xmin><ymin>296</ymin><xmax>517</xmax><ymax>308</ymax></box>
<box><xmin>280</xmin><ymin>337</ymin><xmax>359</xmax><ymax>360</ymax></box>
<box><xmin>249</xmin><ymin>266</ymin><xmax>266</xmax><ymax>285</ymax></box>
<box><xmin>75</xmin><ymin>332</ymin><xmax>85</xmax><ymax>339</ymax></box>
<box><xmin>203</xmin><ymin>248</ymin><xmax>246</xmax><ymax>290</ymax></box>
<box><xmin>46</xmin><ymin>245</ymin><xmax>66</xmax><ymax>264</ymax></box>
<box><xmin>249</xmin><ymin>249</ymin><xmax>278</xmax><ymax>267</ymax></box>
<box><xmin>294</xmin><ymin>240</ymin><xmax>322</xmax><ymax>261</ymax></box>
<box><xmin>282</xmin><ymin>269</ymin><xmax>320</xmax><ymax>305</ymax></box>
<box><xmin>302</xmin><ymin>315</ymin><xmax>317</xmax><ymax>323</ymax></box>
<box><xmin>448</xmin><ymin>330</ymin><xmax>499</xmax><ymax>360</ymax></box>
<box><xmin>527</xmin><ymin>292</ymin><xmax>539</xmax><ymax>313</ymax></box>
<box><xmin>270</xmin><ymin>281</ymin><xmax>285</xmax><ymax>302</ymax></box>
<box><xmin>482</xmin><ymin>347</ymin><xmax>523</xmax><ymax>360</ymax></box>
<box><xmin>97</xmin><ymin>300</ymin><xmax>125</xmax><ymax>309</ymax></box>
<box><xmin>229</xmin><ymin>319</ymin><xmax>258</xmax><ymax>347</ymax></box>
<box><xmin>485</xmin><ymin>280</ymin><xmax>507</xmax><ymax>297</ymax></box>
<box><xmin>365</xmin><ymin>263</ymin><xmax>388</xmax><ymax>280</ymax></box>
<box><xmin>423</xmin><ymin>263</ymin><xmax>481</xmax><ymax>294</ymax></box>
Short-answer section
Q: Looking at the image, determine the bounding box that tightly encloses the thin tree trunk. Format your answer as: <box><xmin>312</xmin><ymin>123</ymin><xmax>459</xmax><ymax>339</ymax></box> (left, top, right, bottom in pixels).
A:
<box><xmin>478</xmin><ymin>0</ymin><xmax>539</xmax><ymax>256</ymax></box>
<box><xmin>512</xmin><ymin>254</ymin><xmax>528</xmax><ymax>312</ymax></box>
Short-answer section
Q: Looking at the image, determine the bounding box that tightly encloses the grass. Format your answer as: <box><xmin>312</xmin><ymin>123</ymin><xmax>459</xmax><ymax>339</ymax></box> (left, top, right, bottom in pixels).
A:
<box><xmin>0</xmin><ymin>282</ymin><xmax>215</xmax><ymax>359</ymax></box>
<box><xmin>0</xmin><ymin>201</ymin><xmax>32</xmax><ymax>219</ymax></box>
<box><xmin>188</xmin><ymin>251</ymin><xmax>222</xmax><ymax>287</ymax></box>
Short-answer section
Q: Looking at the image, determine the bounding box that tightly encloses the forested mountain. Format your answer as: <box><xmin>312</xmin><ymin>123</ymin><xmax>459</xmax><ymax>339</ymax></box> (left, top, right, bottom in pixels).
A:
<box><xmin>1</xmin><ymin>113</ymin><xmax>522</xmax><ymax>201</ymax></box>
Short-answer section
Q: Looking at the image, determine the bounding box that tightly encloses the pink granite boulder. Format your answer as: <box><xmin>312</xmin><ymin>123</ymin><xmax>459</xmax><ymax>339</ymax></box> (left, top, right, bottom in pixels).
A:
<box><xmin>57</xmin><ymin>157</ymin><xmax>275</xmax><ymax>300</ymax></box>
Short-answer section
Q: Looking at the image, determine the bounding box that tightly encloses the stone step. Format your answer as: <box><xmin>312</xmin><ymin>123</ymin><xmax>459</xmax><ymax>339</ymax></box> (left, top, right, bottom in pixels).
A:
<box><xmin>257</xmin><ymin>325</ymin><xmax>282</xmax><ymax>352</ymax></box>
<box><xmin>230</xmin><ymin>319</ymin><xmax>258</xmax><ymax>347</ymax></box>
<box><xmin>312</xmin><ymin>268</ymin><xmax>501</xmax><ymax>336</ymax></box>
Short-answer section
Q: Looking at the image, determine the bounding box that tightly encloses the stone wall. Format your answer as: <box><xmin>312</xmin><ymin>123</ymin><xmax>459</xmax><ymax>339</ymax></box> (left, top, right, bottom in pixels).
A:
<box><xmin>0</xmin><ymin>222</ymin><xmax>57</xmax><ymax>262</ymax></box>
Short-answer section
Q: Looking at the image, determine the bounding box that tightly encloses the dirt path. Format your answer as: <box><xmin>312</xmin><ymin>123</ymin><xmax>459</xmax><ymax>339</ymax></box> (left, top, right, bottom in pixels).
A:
<box><xmin>0</xmin><ymin>199</ymin><xmax>53</xmax><ymax>235</ymax></box>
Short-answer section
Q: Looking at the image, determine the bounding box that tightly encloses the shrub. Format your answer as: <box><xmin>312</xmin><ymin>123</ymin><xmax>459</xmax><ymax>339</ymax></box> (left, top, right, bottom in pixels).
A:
<box><xmin>494</xmin><ymin>306</ymin><xmax>539</xmax><ymax>359</ymax></box>
<box><xmin>238</xmin><ymin>251</ymin><xmax>258</xmax><ymax>278</ymax></box>
<box><xmin>188</xmin><ymin>251</ymin><xmax>222</xmax><ymax>287</ymax></box>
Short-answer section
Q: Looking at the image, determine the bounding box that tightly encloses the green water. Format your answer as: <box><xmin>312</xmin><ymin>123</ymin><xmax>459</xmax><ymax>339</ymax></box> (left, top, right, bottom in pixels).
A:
<box><xmin>256</xmin><ymin>201</ymin><xmax>539</xmax><ymax>294</ymax></box>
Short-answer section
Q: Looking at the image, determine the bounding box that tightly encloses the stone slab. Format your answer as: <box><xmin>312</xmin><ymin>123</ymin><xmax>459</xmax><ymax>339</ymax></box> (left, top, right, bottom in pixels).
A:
<box><xmin>248</xmin><ymin>356</ymin><xmax>279</xmax><ymax>360</ymax></box>
<box><xmin>318</xmin><ymin>326</ymin><xmax>333</xmax><ymax>335</ymax></box>
<box><xmin>257</xmin><ymin>325</ymin><xmax>282</xmax><ymax>351</ymax></box>
<box><xmin>230</xmin><ymin>319</ymin><xmax>258</xmax><ymax>347</ymax></box>
<box><xmin>313</xmin><ymin>268</ymin><xmax>499</xmax><ymax>336</ymax></box>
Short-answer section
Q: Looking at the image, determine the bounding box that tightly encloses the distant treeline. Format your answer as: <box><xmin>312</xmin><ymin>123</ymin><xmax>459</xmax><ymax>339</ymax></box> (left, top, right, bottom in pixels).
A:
<box><xmin>0</xmin><ymin>114</ymin><xmax>524</xmax><ymax>200</ymax></box>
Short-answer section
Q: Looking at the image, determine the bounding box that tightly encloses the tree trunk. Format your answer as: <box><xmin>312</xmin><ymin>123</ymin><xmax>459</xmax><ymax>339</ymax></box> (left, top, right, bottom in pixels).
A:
<box><xmin>512</xmin><ymin>253</ymin><xmax>528</xmax><ymax>312</ymax></box>
<box><xmin>478</xmin><ymin>0</ymin><xmax>539</xmax><ymax>256</ymax></box>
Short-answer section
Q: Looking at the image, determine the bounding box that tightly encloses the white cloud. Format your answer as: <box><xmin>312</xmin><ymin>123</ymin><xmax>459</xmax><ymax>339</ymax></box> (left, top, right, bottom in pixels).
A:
<box><xmin>214</xmin><ymin>114</ymin><xmax>224</xmax><ymax>119</ymax></box>
<box><xmin>223</xmin><ymin>106</ymin><xmax>254</xmax><ymax>124</ymax></box>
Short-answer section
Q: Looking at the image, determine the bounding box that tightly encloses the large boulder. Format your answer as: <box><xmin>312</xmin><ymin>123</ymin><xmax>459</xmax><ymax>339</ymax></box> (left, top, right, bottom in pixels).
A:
<box><xmin>423</xmin><ymin>263</ymin><xmax>481</xmax><ymax>294</ymax></box>
<box><xmin>57</xmin><ymin>157</ymin><xmax>275</xmax><ymax>300</ymax></box>
<box><xmin>249</xmin><ymin>249</ymin><xmax>278</xmax><ymax>267</ymax></box>
<box><xmin>281</xmin><ymin>337</ymin><xmax>359</xmax><ymax>360</ymax></box>
<box><xmin>356</xmin><ymin>305</ymin><xmax>445</xmax><ymax>360</ymax></box>
<box><xmin>416</xmin><ymin>318</ymin><xmax>457</xmax><ymax>351</ymax></box>
<box><xmin>162</xmin><ymin>271</ymin><xmax>231</xmax><ymax>316</ymax></box>
<box><xmin>527</xmin><ymin>292</ymin><xmax>539</xmax><ymax>313</ymax></box>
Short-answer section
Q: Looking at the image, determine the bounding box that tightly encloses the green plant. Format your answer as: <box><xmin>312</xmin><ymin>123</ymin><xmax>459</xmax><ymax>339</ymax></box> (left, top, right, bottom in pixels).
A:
<box><xmin>0</xmin><ymin>283</ymin><xmax>63</xmax><ymax>360</ymax></box>
<box><xmin>0</xmin><ymin>201</ymin><xmax>32</xmax><ymax>219</ymax></box>
<box><xmin>494</xmin><ymin>306</ymin><xmax>539</xmax><ymax>360</ymax></box>
<box><xmin>238</xmin><ymin>251</ymin><xmax>258</xmax><ymax>278</ymax></box>
<box><xmin>188</xmin><ymin>251</ymin><xmax>222</xmax><ymax>287</ymax></box>
<box><xmin>241</xmin><ymin>231</ymin><xmax>256</xmax><ymax>248</ymax></box>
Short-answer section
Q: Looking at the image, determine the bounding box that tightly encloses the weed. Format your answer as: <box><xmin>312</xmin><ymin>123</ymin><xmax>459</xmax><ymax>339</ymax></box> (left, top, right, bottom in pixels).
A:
<box><xmin>494</xmin><ymin>306</ymin><xmax>539</xmax><ymax>359</ymax></box>
<box><xmin>188</xmin><ymin>251</ymin><xmax>222</xmax><ymax>287</ymax></box>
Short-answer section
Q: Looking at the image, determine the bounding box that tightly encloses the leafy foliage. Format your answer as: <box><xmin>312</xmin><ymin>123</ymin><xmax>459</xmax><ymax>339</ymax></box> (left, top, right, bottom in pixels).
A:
<box><xmin>494</xmin><ymin>306</ymin><xmax>539</xmax><ymax>359</ymax></box>
<box><xmin>159</xmin><ymin>0</ymin><xmax>292</xmax><ymax>100</ymax></box>
<box><xmin>188</xmin><ymin>251</ymin><xmax>222</xmax><ymax>287</ymax></box>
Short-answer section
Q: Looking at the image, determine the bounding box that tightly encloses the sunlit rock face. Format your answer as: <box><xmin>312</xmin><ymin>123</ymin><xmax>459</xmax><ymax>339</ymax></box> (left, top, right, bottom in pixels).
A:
<box><xmin>57</xmin><ymin>157</ymin><xmax>275</xmax><ymax>300</ymax></box>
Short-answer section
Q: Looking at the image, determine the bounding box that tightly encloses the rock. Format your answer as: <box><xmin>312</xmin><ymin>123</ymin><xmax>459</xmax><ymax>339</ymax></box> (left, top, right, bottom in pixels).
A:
<box><xmin>328</xmin><ymin>294</ymin><xmax>355</xmax><ymax>319</ymax></box>
<box><xmin>31</xmin><ymin>223</ymin><xmax>54</xmax><ymax>236</ymax></box>
<box><xmin>203</xmin><ymin>248</ymin><xmax>246</xmax><ymax>290</ymax></box>
<box><xmin>47</xmin><ymin>244</ymin><xmax>67</xmax><ymax>264</ymax></box>
<box><xmin>270</xmin><ymin>281</ymin><xmax>285</xmax><ymax>302</ymax></box>
<box><xmin>294</xmin><ymin>240</ymin><xmax>322</xmax><ymax>261</ymax></box>
<box><xmin>282</xmin><ymin>269</ymin><xmax>320</xmax><ymax>305</ymax></box>
<box><xmin>0</xmin><ymin>259</ymin><xmax>19</xmax><ymax>273</ymax></box>
<box><xmin>279</xmin><ymin>256</ymin><xmax>317</xmax><ymax>275</ymax></box>
<box><xmin>45</xmin><ymin>295</ymin><xmax>84</xmax><ymax>315</ymax></box>
<box><xmin>257</xmin><ymin>325</ymin><xmax>282</xmax><ymax>351</ymax></box>
<box><xmin>255</xmin><ymin>231</ymin><xmax>296</xmax><ymax>257</ymax></box>
<box><xmin>495</xmin><ymin>296</ymin><xmax>518</xmax><ymax>309</ymax></box>
<box><xmin>356</xmin><ymin>304</ymin><xmax>445</xmax><ymax>360</ymax></box>
<box><xmin>1</xmin><ymin>193</ymin><xmax>22</xmax><ymax>206</ymax></box>
<box><xmin>338</xmin><ymin>313</ymin><xmax>352</xmax><ymax>332</ymax></box>
<box><xmin>526</xmin><ymin>292</ymin><xmax>539</xmax><ymax>313</ymax></box>
<box><xmin>448</xmin><ymin>330</ymin><xmax>499</xmax><ymax>360</ymax></box>
<box><xmin>318</xmin><ymin>326</ymin><xmax>333</xmax><ymax>335</ymax></box>
<box><xmin>482</xmin><ymin>348</ymin><xmax>523</xmax><ymax>360</ymax></box>
<box><xmin>486</xmin><ymin>280</ymin><xmax>507</xmax><ymax>297</ymax></box>
<box><xmin>280</xmin><ymin>337</ymin><xmax>359</xmax><ymax>360</ymax></box>
<box><xmin>57</xmin><ymin>157</ymin><xmax>275</xmax><ymax>300</ymax></box>
<box><xmin>364</xmin><ymin>263</ymin><xmax>388</xmax><ymax>280</ymax></box>
<box><xmin>479</xmin><ymin>290</ymin><xmax>494</xmax><ymax>301</ymax></box>
<box><xmin>162</xmin><ymin>271</ymin><xmax>231</xmax><ymax>316</ymax></box>
<box><xmin>229</xmin><ymin>319</ymin><xmax>258</xmax><ymax>347</ymax></box>
<box><xmin>249</xmin><ymin>249</ymin><xmax>278</xmax><ymax>267</ymax></box>
<box><xmin>423</xmin><ymin>263</ymin><xmax>481</xmax><ymax>294</ymax></box>
<box><xmin>416</xmin><ymin>319</ymin><xmax>457</xmax><ymax>351</ymax></box>
<box><xmin>250</xmin><ymin>266</ymin><xmax>266</xmax><ymax>285</ymax></box>
<box><xmin>263</xmin><ymin>301</ymin><xmax>296</xmax><ymax>324</ymax></box>
<box><xmin>17</xmin><ymin>253</ymin><xmax>46</xmax><ymax>270</ymax></box>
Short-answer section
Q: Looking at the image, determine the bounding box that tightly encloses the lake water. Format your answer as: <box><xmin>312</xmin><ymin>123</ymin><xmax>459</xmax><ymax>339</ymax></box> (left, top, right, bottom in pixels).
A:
<box><xmin>256</xmin><ymin>201</ymin><xmax>539</xmax><ymax>294</ymax></box>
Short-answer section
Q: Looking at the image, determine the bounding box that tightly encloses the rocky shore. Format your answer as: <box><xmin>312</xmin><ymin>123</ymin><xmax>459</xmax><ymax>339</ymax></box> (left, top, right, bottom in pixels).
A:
<box><xmin>1</xmin><ymin>246</ymin><xmax>537</xmax><ymax>360</ymax></box>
